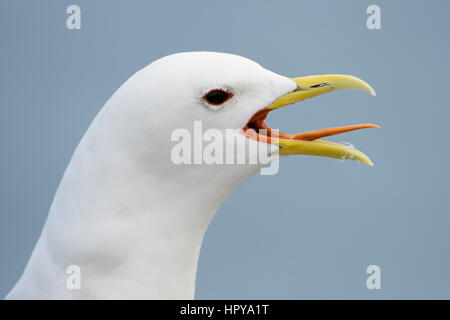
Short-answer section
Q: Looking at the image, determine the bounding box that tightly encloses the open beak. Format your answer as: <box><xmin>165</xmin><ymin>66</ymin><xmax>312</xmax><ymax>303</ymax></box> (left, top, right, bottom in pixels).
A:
<box><xmin>243</xmin><ymin>74</ymin><xmax>378</xmax><ymax>166</ymax></box>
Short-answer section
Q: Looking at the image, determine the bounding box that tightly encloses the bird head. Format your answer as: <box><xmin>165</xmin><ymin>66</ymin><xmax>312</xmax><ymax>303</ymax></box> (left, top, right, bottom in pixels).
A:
<box><xmin>97</xmin><ymin>52</ymin><xmax>377</xmax><ymax>192</ymax></box>
<box><xmin>111</xmin><ymin>52</ymin><xmax>377</xmax><ymax>170</ymax></box>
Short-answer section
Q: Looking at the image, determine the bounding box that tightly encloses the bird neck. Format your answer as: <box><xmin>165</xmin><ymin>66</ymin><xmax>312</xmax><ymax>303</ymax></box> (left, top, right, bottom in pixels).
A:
<box><xmin>12</xmin><ymin>120</ymin><xmax>260</xmax><ymax>299</ymax></box>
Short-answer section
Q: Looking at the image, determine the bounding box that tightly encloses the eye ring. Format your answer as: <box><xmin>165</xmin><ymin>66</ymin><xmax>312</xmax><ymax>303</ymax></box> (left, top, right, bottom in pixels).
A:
<box><xmin>202</xmin><ymin>89</ymin><xmax>233</xmax><ymax>106</ymax></box>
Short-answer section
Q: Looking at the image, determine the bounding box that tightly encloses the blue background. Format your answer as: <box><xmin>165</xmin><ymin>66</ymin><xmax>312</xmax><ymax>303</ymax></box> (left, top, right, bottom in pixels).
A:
<box><xmin>1</xmin><ymin>0</ymin><xmax>449</xmax><ymax>299</ymax></box>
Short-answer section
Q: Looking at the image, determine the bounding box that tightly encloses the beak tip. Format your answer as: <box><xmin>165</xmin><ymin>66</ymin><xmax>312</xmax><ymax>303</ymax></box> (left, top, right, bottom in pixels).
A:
<box><xmin>366</xmin><ymin>86</ymin><xmax>376</xmax><ymax>96</ymax></box>
<box><xmin>363</xmin><ymin>158</ymin><xmax>374</xmax><ymax>166</ymax></box>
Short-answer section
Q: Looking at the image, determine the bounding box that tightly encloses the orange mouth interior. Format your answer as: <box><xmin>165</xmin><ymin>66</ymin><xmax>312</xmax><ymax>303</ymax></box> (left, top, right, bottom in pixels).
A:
<box><xmin>242</xmin><ymin>108</ymin><xmax>379</xmax><ymax>144</ymax></box>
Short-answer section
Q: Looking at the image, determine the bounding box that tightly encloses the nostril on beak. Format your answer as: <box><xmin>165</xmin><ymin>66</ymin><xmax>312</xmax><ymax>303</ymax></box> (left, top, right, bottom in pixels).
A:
<box><xmin>309</xmin><ymin>83</ymin><xmax>329</xmax><ymax>88</ymax></box>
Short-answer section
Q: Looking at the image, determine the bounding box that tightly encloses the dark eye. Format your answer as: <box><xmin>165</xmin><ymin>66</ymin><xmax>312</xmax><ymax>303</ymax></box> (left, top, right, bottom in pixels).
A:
<box><xmin>203</xmin><ymin>89</ymin><xmax>233</xmax><ymax>106</ymax></box>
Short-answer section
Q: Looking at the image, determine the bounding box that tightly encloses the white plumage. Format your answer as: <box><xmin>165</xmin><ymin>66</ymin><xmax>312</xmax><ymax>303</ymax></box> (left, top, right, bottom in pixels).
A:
<box><xmin>7</xmin><ymin>51</ymin><xmax>376</xmax><ymax>299</ymax></box>
<box><xmin>7</xmin><ymin>52</ymin><xmax>295</xmax><ymax>299</ymax></box>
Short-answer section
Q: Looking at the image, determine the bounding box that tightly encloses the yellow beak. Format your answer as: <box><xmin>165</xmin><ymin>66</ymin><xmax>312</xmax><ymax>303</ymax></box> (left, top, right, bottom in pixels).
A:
<box><xmin>266</xmin><ymin>75</ymin><xmax>377</xmax><ymax>166</ymax></box>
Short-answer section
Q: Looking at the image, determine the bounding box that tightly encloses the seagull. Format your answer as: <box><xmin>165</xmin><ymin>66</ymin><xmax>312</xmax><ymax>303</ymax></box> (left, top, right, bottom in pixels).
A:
<box><xmin>6</xmin><ymin>52</ymin><xmax>377</xmax><ymax>299</ymax></box>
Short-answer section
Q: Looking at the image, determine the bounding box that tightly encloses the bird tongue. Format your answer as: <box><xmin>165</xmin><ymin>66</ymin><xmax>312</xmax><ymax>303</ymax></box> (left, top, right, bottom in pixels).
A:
<box><xmin>255</xmin><ymin>120</ymin><xmax>379</xmax><ymax>141</ymax></box>
<box><xmin>292</xmin><ymin>123</ymin><xmax>380</xmax><ymax>141</ymax></box>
